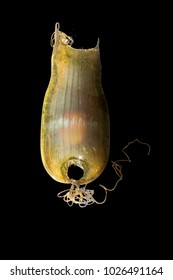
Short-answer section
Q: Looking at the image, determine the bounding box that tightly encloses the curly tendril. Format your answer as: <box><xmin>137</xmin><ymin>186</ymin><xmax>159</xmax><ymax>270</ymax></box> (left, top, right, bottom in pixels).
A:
<box><xmin>57</xmin><ymin>139</ymin><xmax>151</xmax><ymax>207</ymax></box>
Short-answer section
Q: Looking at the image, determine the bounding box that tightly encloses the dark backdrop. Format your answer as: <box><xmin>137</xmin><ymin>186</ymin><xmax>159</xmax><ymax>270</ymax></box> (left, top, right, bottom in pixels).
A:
<box><xmin>1</xmin><ymin>2</ymin><xmax>171</xmax><ymax>260</ymax></box>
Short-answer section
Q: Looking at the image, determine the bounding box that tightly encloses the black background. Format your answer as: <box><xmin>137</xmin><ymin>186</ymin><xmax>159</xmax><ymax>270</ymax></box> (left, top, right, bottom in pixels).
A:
<box><xmin>1</xmin><ymin>2</ymin><xmax>172</xmax><ymax>260</ymax></box>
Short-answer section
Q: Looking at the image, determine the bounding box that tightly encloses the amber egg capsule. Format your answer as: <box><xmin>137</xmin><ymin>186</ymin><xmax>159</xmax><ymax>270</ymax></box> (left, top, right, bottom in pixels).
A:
<box><xmin>40</xmin><ymin>23</ymin><xmax>151</xmax><ymax>207</ymax></box>
<box><xmin>40</xmin><ymin>23</ymin><xmax>111</xmax><ymax>206</ymax></box>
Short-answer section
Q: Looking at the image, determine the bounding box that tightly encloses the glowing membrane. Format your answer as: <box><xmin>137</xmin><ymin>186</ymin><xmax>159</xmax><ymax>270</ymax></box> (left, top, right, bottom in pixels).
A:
<box><xmin>40</xmin><ymin>23</ymin><xmax>110</xmax><ymax>188</ymax></box>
